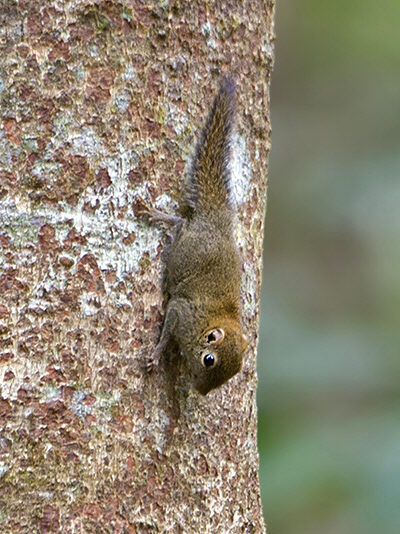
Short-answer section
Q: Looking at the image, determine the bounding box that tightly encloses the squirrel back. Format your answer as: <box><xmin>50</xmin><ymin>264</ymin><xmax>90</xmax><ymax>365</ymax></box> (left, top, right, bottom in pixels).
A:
<box><xmin>184</xmin><ymin>77</ymin><xmax>236</xmax><ymax>215</ymax></box>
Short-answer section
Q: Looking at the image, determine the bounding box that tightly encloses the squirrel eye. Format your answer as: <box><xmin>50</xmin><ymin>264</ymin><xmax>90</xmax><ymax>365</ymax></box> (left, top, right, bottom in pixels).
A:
<box><xmin>202</xmin><ymin>353</ymin><xmax>216</xmax><ymax>368</ymax></box>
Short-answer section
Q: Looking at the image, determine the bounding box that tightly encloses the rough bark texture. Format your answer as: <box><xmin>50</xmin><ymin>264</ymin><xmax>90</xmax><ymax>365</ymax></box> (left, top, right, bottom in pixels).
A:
<box><xmin>0</xmin><ymin>1</ymin><xmax>275</xmax><ymax>532</ymax></box>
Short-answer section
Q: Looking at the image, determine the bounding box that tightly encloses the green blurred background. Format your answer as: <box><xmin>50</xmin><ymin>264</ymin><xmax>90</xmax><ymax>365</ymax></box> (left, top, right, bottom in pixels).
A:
<box><xmin>257</xmin><ymin>1</ymin><xmax>400</xmax><ymax>532</ymax></box>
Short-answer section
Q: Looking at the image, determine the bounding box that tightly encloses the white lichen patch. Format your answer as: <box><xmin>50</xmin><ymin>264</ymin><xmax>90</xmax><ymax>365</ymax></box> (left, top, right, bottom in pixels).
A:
<box><xmin>201</xmin><ymin>22</ymin><xmax>217</xmax><ymax>49</ymax></box>
<box><xmin>102</xmin><ymin>228</ymin><xmax>160</xmax><ymax>278</ymax></box>
<box><xmin>122</xmin><ymin>65</ymin><xmax>137</xmax><ymax>81</ymax></box>
<box><xmin>80</xmin><ymin>292</ymin><xmax>102</xmax><ymax>317</ymax></box>
<box><xmin>261</xmin><ymin>35</ymin><xmax>275</xmax><ymax>67</ymax></box>
<box><xmin>0</xmin><ymin>129</ymin><xmax>12</xmax><ymax>167</ymax></box>
<box><xmin>1</xmin><ymin>151</ymin><xmax>163</xmax><ymax>285</ymax></box>
<box><xmin>0</xmin><ymin>357</ymin><xmax>48</xmax><ymax>401</ymax></box>
<box><xmin>42</xmin><ymin>260</ymin><xmax>63</xmax><ymax>292</ymax></box>
<box><xmin>91</xmin><ymin>390</ymin><xmax>121</xmax><ymax>429</ymax></box>
<box><xmin>22</xmin><ymin>137</ymin><xmax>39</xmax><ymax>153</ymax></box>
<box><xmin>74</xmin><ymin>66</ymin><xmax>85</xmax><ymax>81</ymax></box>
<box><xmin>31</xmin><ymin>194</ymin><xmax>161</xmax><ymax>281</ymax></box>
<box><xmin>165</xmin><ymin>103</ymin><xmax>189</xmax><ymax>136</ymax></box>
<box><xmin>154</xmin><ymin>409</ymin><xmax>171</xmax><ymax>452</ymax></box>
<box><xmin>230</xmin><ymin>133</ymin><xmax>251</xmax><ymax>207</ymax></box>
<box><xmin>51</xmin><ymin>110</ymin><xmax>75</xmax><ymax>149</ymax></box>
<box><xmin>106</xmin><ymin>146</ymin><xmax>140</xmax><ymax>208</ymax></box>
<box><xmin>40</xmin><ymin>385</ymin><xmax>62</xmax><ymax>403</ymax></box>
<box><xmin>10</xmin><ymin>114</ymin><xmax>164</xmax><ymax>278</ymax></box>
<box><xmin>27</xmin><ymin>297</ymin><xmax>53</xmax><ymax>313</ymax></box>
<box><xmin>155</xmin><ymin>0</ymin><xmax>169</xmax><ymax>8</ymax></box>
<box><xmin>38</xmin><ymin>491</ymin><xmax>54</xmax><ymax>500</ymax></box>
<box><xmin>69</xmin><ymin>126</ymin><xmax>104</xmax><ymax>158</ymax></box>
<box><xmin>114</xmin><ymin>89</ymin><xmax>131</xmax><ymax>112</ymax></box>
<box><xmin>154</xmin><ymin>192</ymin><xmax>179</xmax><ymax>212</ymax></box>
<box><xmin>141</xmin><ymin>400</ymin><xmax>171</xmax><ymax>453</ymax></box>
<box><xmin>0</xmin><ymin>199</ymin><xmax>40</xmax><ymax>246</ymax></box>
<box><xmin>0</xmin><ymin>462</ymin><xmax>9</xmax><ymax>478</ymax></box>
<box><xmin>31</xmin><ymin>160</ymin><xmax>63</xmax><ymax>182</ymax></box>
<box><xmin>88</xmin><ymin>43</ymin><xmax>99</xmax><ymax>58</ymax></box>
<box><xmin>71</xmin><ymin>390</ymin><xmax>92</xmax><ymax>419</ymax></box>
<box><xmin>241</xmin><ymin>261</ymin><xmax>258</xmax><ymax>318</ymax></box>
<box><xmin>49</xmin><ymin>111</ymin><xmax>106</xmax><ymax>165</ymax></box>
<box><xmin>110</xmin><ymin>292</ymin><xmax>132</xmax><ymax>309</ymax></box>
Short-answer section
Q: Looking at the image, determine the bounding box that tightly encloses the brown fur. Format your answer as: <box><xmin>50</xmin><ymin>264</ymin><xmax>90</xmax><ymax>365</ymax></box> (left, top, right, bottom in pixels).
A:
<box><xmin>142</xmin><ymin>78</ymin><xmax>247</xmax><ymax>395</ymax></box>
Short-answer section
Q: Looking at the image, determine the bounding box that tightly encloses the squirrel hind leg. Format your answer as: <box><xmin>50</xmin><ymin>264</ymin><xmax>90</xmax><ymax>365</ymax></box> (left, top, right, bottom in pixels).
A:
<box><xmin>138</xmin><ymin>203</ymin><xmax>183</xmax><ymax>227</ymax></box>
<box><xmin>148</xmin><ymin>207</ymin><xmax>183</xmax><ymax>226</ymax></box>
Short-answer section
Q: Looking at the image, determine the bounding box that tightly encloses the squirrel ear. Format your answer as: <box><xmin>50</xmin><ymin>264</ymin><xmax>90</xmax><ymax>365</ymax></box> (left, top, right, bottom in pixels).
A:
<box><xmin>205</xmin><ymin>328</ymin><xmax>225</xmax><ymax>345</ymax></box>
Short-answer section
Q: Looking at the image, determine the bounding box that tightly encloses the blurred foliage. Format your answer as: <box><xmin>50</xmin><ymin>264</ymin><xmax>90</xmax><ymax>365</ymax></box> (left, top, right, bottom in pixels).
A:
<box><xmin>257</xmin><ymin>1</ymin><xmax>400</xmax><ymax>533</ymax></box>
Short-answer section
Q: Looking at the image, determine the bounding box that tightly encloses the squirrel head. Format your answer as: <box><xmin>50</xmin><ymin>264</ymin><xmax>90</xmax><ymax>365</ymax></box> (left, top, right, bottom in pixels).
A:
<box><xmin>187</xmin><ymin>318</ymin><xmax>248</xmax><ymax>395</ymax></box>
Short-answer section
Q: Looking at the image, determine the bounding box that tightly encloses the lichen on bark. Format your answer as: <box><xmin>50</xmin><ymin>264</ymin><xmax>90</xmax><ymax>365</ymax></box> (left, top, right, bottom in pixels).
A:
<box><xmin>0</xmin><ymin>0</ymin><xmax>275</xmax><ymax>532</ymax></box>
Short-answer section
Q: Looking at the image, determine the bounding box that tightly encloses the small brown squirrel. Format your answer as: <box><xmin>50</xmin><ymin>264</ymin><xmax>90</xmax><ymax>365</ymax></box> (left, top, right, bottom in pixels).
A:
<box><xmin>141</xmin><ymin>78</ymin><xmax>247</xmax><ymax>395</ymax></box>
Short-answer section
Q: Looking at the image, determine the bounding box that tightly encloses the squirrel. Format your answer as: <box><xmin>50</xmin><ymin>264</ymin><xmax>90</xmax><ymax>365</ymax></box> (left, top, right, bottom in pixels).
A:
<box><xmin>140</xmin><ymin>78</ymin><xmax>247</xmax><ymax>395</ymax></box>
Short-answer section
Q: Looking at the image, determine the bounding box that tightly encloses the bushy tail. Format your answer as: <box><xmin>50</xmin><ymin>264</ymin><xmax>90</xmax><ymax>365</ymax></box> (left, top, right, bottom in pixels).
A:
<box><xmin>185</xmin><ymin>77</ymin><xmax>236</xmax><ymax>214</ymax></box>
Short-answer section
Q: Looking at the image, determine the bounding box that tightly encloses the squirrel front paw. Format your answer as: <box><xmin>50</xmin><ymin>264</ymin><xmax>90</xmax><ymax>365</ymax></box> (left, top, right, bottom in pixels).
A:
<box><xmin>143</xmin><ymin>354</ymin><xmax>160</xmax><ymax>374</ymax></box>
<box><xmin>142</xmin><ymin>344</ymin><xmax>164</xmax><ymax>374</ymax></box>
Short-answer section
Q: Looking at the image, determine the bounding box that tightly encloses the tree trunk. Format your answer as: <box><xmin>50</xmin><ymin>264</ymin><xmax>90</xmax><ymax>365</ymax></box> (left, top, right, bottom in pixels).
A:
<box><xmin>0</xmin><ymin>1</ymin><xmax>275</xmax><ymax>532</ymax></box>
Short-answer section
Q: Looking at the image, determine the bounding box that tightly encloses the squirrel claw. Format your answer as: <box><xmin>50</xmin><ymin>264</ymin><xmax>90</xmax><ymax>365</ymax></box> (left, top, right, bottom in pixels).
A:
<box><xmin>135</xmin><ymin>200</ymin><xmax>152</xmax><ymax>218</ymax></box>
<box><xmin>143</xmin><ymin>353</ymin><xmax>161</xmax><ymax>374</ymax></box>
<box><xmin>136</xmin><ymin>198</ymin><xmax>183</xmax><ymax>226</ymax></box>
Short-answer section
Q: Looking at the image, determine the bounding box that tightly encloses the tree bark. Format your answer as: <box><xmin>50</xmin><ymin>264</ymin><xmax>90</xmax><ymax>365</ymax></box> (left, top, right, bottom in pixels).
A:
<box><xmin>0</xmin><ymin>1</ymin><xmax>275</xmax><ymax>532</ymax></box>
